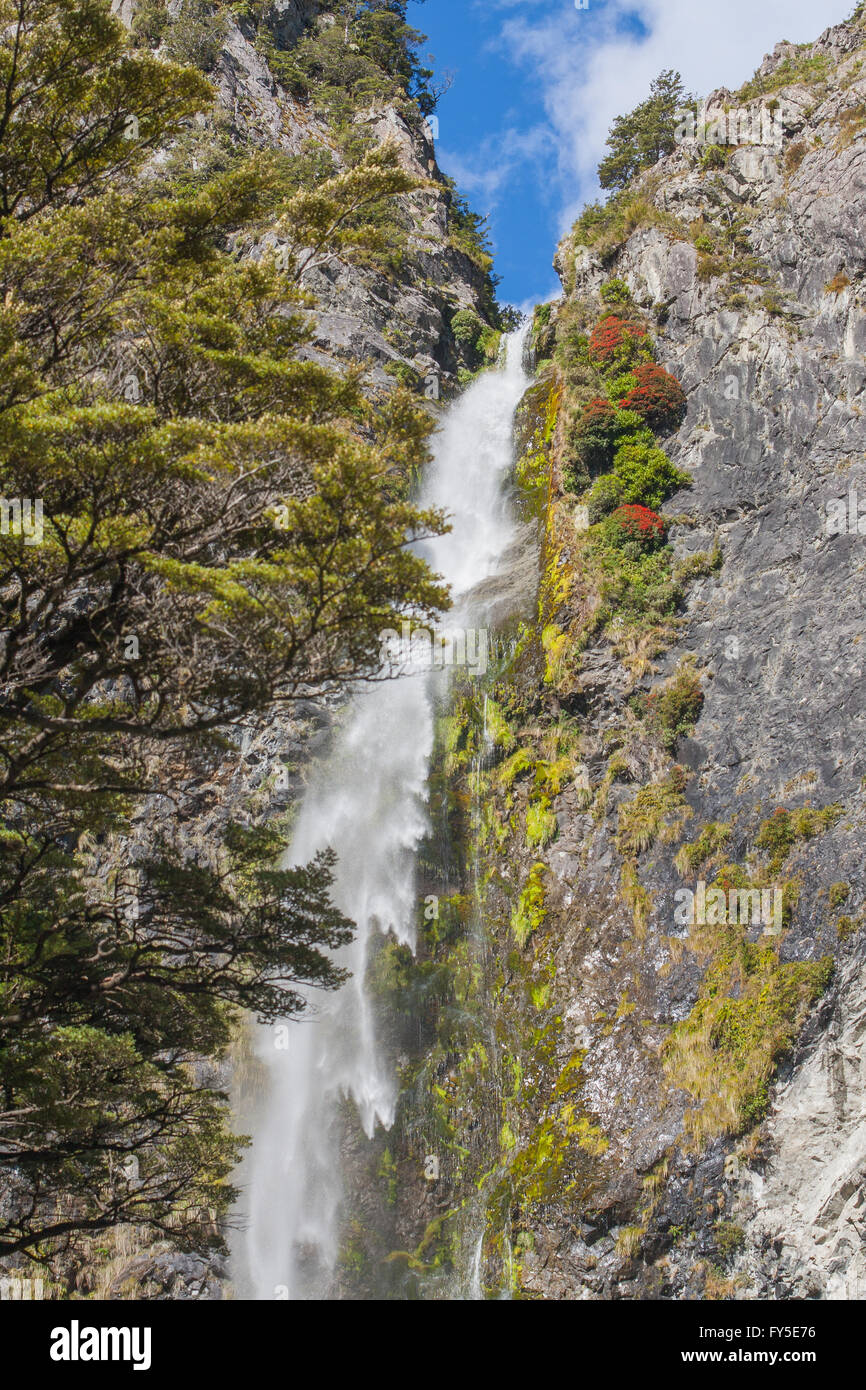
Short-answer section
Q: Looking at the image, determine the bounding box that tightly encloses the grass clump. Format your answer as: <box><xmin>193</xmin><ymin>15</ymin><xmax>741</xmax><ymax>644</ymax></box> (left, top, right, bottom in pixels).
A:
<box><xmin>829</xmin><ymin>881</ymin><xmax>850</xmax><ymax>909</ymax></box>
<box><xmin>639</xmin><ymin>659</ymin><xmax>704</xmax><ymax>752</ymax></box>
<box><xmin>664</xmin><ymin>928</ymin><xmax>833</xmax><ymax>1143</ymax></box>
<box><xmin>675</xmin><ymin>822</ymin><xmax>733</xmax><ymax>876</ymax></box>
<box><xmin>736</xmin><ymin>49</ymin><xmax>832</xmax><ymax>102</ymax></box>
<box><xmin>616</xmin><ymin>769</ymin><xmax>691</xmax><ymax>855</ymax></box>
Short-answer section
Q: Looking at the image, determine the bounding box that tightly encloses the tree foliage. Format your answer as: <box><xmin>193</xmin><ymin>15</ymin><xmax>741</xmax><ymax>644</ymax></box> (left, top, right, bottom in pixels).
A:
<box><xmin>260</xmin><ymin>0</ymin><xmax>439</xmax><ymax>120</ymax></box>
<box><xmin>0</xmin><ymin>0</ymin><xmax>450</xmax><ymax>1271</ymax></box>
<box><xmin>597</xmin><ymin>70</ymin><xmax>690</xmax><ymax>191</ymax></box>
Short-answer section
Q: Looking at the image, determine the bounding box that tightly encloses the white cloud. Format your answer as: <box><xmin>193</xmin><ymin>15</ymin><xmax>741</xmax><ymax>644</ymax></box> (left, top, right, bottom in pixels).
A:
<box><xmin>494</xmin><ymin>0</ymin><xmax>854</xmax><ymax>232</ymax></box>
<box><xmin>438</xmin><ymin>123</ymin><xmax>555</xmax><ymax>206</ymax></box>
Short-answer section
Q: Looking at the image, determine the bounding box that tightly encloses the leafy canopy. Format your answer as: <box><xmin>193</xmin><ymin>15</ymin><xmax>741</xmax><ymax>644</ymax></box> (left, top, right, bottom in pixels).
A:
<box><xmin>0</xmin><ymin>0</ymin><xmax>450</xmax><ymax>1271</ymax></box>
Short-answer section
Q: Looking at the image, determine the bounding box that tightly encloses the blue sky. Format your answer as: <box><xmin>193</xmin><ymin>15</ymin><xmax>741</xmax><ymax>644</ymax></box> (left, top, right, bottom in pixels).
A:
<box><xmin>407</xmin><ymin>0</ymin><xmax>856</xmax><ymax>310</ymax></box>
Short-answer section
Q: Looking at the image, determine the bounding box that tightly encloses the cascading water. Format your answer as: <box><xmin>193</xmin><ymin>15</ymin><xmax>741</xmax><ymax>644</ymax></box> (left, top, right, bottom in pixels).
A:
<box><xmin>232</xmin><ymin>324</ymin><xmax>531</xmax><ymax>1300</ymax></box>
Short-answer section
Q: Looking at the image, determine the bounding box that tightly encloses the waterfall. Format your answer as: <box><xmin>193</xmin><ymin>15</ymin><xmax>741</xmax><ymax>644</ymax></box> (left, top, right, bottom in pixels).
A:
<box><xmin>232</xmin><ymin>324</ymin><xmax>531</xmax><ymax>1300</ymax></box>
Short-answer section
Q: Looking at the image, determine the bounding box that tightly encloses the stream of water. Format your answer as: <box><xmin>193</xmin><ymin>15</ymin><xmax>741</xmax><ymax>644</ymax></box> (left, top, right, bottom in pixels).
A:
<box><xmin>233</xmin><ymin>324</ymin><xmax>531</xmax><ymax>1299</ymax></box>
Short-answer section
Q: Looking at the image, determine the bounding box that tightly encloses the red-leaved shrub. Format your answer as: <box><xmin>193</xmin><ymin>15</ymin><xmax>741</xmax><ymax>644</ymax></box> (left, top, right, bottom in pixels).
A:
<box><xmin>605</xmin><ymin>503</ymin><xmax>667</xmax><ymax>550</ymax></box>
<box><xmin>588</xmin><ymin>314</ymin><xmax>649</xmax><ymax>365</ymax></box>
<box><xmin>580</xmin><ymin>397</ymin><xmax>619</xmax><ymax>430</ymax></box>
<box><xmin>618</xmin><ymin>363</ymin><xmax>687</xmax><ymax>432</ymax></box>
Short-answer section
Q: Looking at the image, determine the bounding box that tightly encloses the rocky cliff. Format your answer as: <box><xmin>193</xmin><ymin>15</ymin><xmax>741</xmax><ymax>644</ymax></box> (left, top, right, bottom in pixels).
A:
<box><xmin>344</xmin><ymin>10</ymin><xmax>866</xmax><ymax>1302</ymax></box>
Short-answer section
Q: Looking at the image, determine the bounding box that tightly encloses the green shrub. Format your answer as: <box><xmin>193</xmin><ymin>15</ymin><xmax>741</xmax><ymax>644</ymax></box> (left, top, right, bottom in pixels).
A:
<box><xmin>612</xmin><ymin>438</ymin><xmax>692</xmax><ymax>509</ymax></box>
<box><xmin>602</xmin><ymin>504</ymin><xmax>667</xmax><ymax>554</ymax></box>
<box><xmin>600</xmin><ymin>277</ymin><xmax>632</xmax><ymax>305</ymax></box>
<box><xmin>588</xmin><ymin>313</ymin><xmax>651</xmax><ymax>367</ymax></box>
<box><xmin>565</xmin><ymin>397</ymin><xmax>621</xmax><ymax>477</ymax></box>
<box><xmin>619</xmin><ymin>363</ymin><xmax>688</xmax><ymax>432</ymax></box>
<box><xmin>593</xmin><ymin>540</ymin><xmax>681</xmax><ymax>634</ymax></box>
<box><xmin>586</xmin><ymin>472</ymin><xmax>624</xmax><ymax>521</ymax></box>
<box><xmin>700</xmin><ymin>145</ymin><xmax>728</xmax><ymax>170</ymax></box>
<box><xmin>384</xmin><ymin>360</ymin><xmax>420</xmax><ymax>390</ymax></box>
<box><xmin>131</xmin><ymin>0</ymin><xmax>169</xmax><ymax>48</ymax></box>
<box><xmin>644</xmin><ymin>661</ymin><xmax>704</xmax><ymax>750</ymax></box>
<box><xmin>451</xmin><ymin>308</ymin><xmax>485</xmax><ymax>346</ymax></box>
<box><xmin>714</xmin><ymin>1221</ymin><xmax>745</xmax><ymax>1260</ymax></box>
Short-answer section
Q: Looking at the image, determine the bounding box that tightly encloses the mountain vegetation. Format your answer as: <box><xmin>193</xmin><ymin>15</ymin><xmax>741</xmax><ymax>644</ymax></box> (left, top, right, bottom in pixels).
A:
<box><xmin>0</xmin><ymin>0</ymin><xmax>460</xmax><ymax>1273</ymax></box>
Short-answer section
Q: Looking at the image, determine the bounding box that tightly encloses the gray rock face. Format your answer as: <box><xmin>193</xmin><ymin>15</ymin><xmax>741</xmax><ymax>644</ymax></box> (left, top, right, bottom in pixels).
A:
<box><xmin>526</xmin><ymin>14</ymin><xmax>866</xmax><ymax>1300</ymax></box>
<box><xmin>738</xmin><ymin>954</ymin><xmax>866</xmax><ymax>1300</ymax></box>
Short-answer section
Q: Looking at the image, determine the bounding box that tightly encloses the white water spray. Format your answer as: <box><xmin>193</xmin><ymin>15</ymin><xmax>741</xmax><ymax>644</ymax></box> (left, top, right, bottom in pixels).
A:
<box><xmin>233</xmin><ymin>325</ymin><xmax>530</xmax><ymax>1299</ymax></box>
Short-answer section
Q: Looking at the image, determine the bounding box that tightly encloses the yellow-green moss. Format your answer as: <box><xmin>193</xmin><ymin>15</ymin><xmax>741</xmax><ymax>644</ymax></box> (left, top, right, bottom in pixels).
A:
<box><xmin>526</xmin><ymin>795</ymin><xmax>558</xmax><ymax>849</ymax></box>
<box><xmin>511</xmin><ymin>862</ymin><xmax>548</xmax><ymax>948</ymax></box>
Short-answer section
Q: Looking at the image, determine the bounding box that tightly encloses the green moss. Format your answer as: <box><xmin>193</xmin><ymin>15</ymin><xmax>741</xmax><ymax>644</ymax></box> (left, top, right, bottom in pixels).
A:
<box><xmin>511</xmin><ymin>862</ymin><xmax>548</xmax><ymax>948</ymax></box>
<box><xmin>488</xmin><ymin>1052</ymin><xmax>607</xmax><ymax>1222</ymax></box>
<box><xmin>533</xmin><ymin>756</ymin><xmax>574</xmax><ymax>797</ymax></box>
<box><xmin>485</xmin><ymin>697</ymin><xmax>516</xmax><ymax>751</ymax></box>
<box><xmin>526</xmin><ymin>795</ymin><xmax>558</xmax><ymax>849</ymax></box>
<box><xmin>378</xmin><ymin>1147</ymin><xmax>398</xmax><ymax>1206</ymax></box>
<box><xmin>497</xmin><ymin>747</ymin><xmax>533</xmax><ymax>790</ymax></box>
<box><xmin>530</xmin><ymin>982</ymin><xmax>552</xmax><ymax>1010</ymax></box>
<box><xmin>338</xmin><ymin>1219</ymin><xmax>368</xmax><ymax>1276</ymax></box>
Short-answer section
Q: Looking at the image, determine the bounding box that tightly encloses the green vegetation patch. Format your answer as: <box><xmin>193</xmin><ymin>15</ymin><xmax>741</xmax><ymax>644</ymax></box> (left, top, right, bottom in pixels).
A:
<box><xmin>664</xmin><ymin>927</ymin><xmax>832</xmax><ymax>1144</ymax></box>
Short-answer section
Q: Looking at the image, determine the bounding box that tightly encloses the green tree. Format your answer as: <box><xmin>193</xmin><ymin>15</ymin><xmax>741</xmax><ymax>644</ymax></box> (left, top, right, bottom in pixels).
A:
<box><xmin>0</xmin><ymin>0</ymin><xmax>449</xmax><ymax>1272</ymax></box>
<box><xmin>597</xmin><ymin>69</ymin><xmax>690</xmax><ymax>191</ymax></box>
<box><xmin>264</xmin><ymin>0</ymin><xmax>439</xmax><ymax>122</ymax></box>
